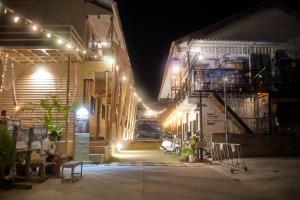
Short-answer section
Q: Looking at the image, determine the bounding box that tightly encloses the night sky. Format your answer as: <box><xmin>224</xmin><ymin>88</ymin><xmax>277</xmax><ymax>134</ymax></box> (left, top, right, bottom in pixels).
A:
<box><xmin>115</xmin><ymin>0</ymin><xmax>294</xmax><ymax>105</ymax></box>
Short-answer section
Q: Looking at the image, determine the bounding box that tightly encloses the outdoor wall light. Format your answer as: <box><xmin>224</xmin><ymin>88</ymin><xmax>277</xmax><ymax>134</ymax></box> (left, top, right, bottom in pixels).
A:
<box><xmin>117</xmin><ymin>142</ymin><xmax>123</xmax><ymax>151</ymax></box>
<box><xmin>171</xmin><ymin>58</ymin><xmax>180</xmax><ymax>74</ymax></box>
<box><xmin>76</xmin><ymin>107</ymin><xmax>89</xmax><ymax>120</ymax></box>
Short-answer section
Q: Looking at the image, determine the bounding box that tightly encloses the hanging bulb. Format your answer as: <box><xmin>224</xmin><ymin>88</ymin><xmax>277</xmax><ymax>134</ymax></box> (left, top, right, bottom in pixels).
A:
<box><xmin>32</xmin><ymin>25</ymin><xmax>38</xmax><ymax>31</ymax></box>
<box><xmin>82</xmin><ymin>50</ymin><xmax>87</xmax><ymax>54</ymax></box>
<box><xmin>66</xmin><ymin>43</ymin><xmax>73</xmax><ymax>49</ymax></box>
<box><xmin>57</xmin><ymin>38</ymin><xmax>64</xmax><ymax>45</ymax></box>
<box><xmin>46</xmin><ymin>33</ymin><xmax>52</xmax><ymax>38</ymax></box>
<box><xmin>13</xmin><ymin>16</ymin><xmax>20</xmax><ymax>23</ymax></box>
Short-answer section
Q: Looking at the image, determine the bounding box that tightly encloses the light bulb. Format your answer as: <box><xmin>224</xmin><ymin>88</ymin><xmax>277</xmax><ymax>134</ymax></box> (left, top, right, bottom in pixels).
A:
<box><xmin>57</xmin><ymin>39</ymin><xmax>64</xmax><ymax>45</ymax></box>
<box><xmin>46</xmin><ymin>33</ymin><xmax>51</xmax><ymax>38</ymax></box>
<box><xmin>82</xmin><ymin>50</ymin><xmax>87</xmax><ymax>54</ymax></box>
<box><xmin>32</xmin><ymin>25</ymin><xmax>38</xmax><ymax>31</ymax></box>
<box><xmin>14</xmin><ymin>16</ymin><xmax>20</xmax><ymax>23</ymax></box>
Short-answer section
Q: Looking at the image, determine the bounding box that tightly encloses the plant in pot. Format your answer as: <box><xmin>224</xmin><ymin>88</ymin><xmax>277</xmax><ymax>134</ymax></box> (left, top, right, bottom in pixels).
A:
<box><xmin>0</xmin><ymin>124</ymin><xmax>15</xmax><ymax>190</ymax></box>
<box><xmin>181</xmin><ymin>136</ymin><xmax>199</xmax><ymax>163</ymax></box>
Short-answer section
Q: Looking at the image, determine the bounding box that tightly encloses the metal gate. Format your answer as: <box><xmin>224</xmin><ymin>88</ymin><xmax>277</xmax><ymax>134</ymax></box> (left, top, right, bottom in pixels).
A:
<box><xmin>211</xmin><ymin>142</ymin><xmax>248</xmax><ymax>173</ymax></box>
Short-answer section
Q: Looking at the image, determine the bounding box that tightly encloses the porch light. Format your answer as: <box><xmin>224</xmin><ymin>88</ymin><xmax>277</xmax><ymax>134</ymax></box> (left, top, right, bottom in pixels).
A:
<box><xmin>116</xmin><ymin>142</ymin><xmax>123</xmax><ymax>151</ymax></box>
<box><xmin>76</xmin><ymin>107</ymin><xmax>89</xmax><ymax>120</ymax></box>
<box><xmin>13</xmin><ymin>16</ymin><xmax>20</xmax><ymax>23</ymax></box>
<box><xmin>171</xmin><ymin>58</ymin><xmax>180</xmax><ymax>74</ymax></box>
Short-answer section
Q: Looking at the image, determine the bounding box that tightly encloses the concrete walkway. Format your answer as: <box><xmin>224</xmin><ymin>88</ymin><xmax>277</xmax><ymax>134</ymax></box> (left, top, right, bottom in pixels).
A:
<box><xmin>0</xmin><ymin>165</ymin><xmax>270</xmax><ymax>200</ymax></box>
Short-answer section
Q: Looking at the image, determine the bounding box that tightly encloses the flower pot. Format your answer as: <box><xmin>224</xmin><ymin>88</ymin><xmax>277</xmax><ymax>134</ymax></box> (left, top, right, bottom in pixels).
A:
<box><xmin>188</xmin><ymin>155</ymin><xmax>196</xmax><ymax>163</ymax></box>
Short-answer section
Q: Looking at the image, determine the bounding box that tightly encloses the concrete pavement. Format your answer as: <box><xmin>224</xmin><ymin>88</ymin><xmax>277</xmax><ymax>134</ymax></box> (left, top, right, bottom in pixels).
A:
<box><xmin>0</xmin><ymin>165</ymin><xmax>270</xmax><ymax>200</ymax></box>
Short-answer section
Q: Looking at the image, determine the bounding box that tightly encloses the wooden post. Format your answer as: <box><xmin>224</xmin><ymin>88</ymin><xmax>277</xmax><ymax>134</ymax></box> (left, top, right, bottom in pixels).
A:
<box><xmin>199</xmin><ymin>92</ymin><xmax>204</xmax><ymax>160</ymax></box>
<box><xmin>105</xmin><ymin>71</ymin><xmax>109</xmax><ymax>140</ymax></box>
<box><xmin>64</xmin><ymin>55</ymin><xmax>71</xmax><ymax>155</ymax></box>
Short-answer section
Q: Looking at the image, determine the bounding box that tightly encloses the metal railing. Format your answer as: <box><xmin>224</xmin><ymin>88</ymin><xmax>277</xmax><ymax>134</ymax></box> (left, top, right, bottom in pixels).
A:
<box><xmin>211</xmin><ymin>142</ymin><xmax>248</xmax><ymax>173</ymax></box>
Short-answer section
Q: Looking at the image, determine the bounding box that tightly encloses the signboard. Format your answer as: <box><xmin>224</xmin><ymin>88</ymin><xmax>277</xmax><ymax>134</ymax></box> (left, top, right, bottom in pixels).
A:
<box><xmin>16</xmin><ymin>128</ymin><xmax>30</xmax><ymax>150</ymax></box>
<box><xmin>31</xmin><ymin>125</ymin><xmax>48</xmax><ymax>149</ymax></box>
<box><xmin>74</xmin><ymin>133</ymin><xmax>89</xmax><ymax>161</ymax></box>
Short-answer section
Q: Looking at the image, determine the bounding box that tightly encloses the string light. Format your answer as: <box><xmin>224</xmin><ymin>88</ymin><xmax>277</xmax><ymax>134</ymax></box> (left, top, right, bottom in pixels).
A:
<box><xmin>31</xmin><ymin>25</ymin><xmax>38</xmax><ymax>31</ymax></box>
<box><xmin>46</xmin><ymin>33</ymin><xmax>51</xmax><ymax>38</ymax></box>
<box><xmin>66</xmin><ymin>43</ymin><xmax>73</xmax><ymax>49</ymax></box>
<box><xmin>13</xmin><ymin>16</ymin><xmax>20</xmax><ymax>23</ymax></box>
<box><xmin>82</xmin><ymin>50</ymin><xmax>87</xmax><ymax>54</ymax></box>
<box><xmin>57</xmin><ymin>38</ymin><xmax>64</xmax><ymax>45</ymax></box>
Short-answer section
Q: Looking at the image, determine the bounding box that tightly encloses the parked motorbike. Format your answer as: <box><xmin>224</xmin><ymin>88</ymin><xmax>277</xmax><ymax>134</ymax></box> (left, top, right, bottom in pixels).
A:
<box><xmin>160</xmin><ymin>135</ymin><xmax>181</xmax><ymax>155</ymax></box>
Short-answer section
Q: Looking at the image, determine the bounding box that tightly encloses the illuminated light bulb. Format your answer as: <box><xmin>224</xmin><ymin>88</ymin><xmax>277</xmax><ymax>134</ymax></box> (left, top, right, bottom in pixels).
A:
<box><xmin>122</xmin><ymin>75</ymin><xmax>127</xmax><ymax>81</ymax></box>
<box><xmin>57</xmin><ymin>39</ymin><xmax>64</xmax><ymax>45</ymax></box>
<box><xmin>14</xmin><ymin>16</ymin><xmax>20</xmax><ymax>23</ymax></box>
<box><xmin>4</xmin><ymin>8</ymin><xmax>7</xmax><ymax>14</ymax></box>
<box><xmin>93</xmin><ymin>54</ymin><xmax>98</xmax><ymax>58</ymax></box>
<box><xmin>32</xmin><ymin>25</ymin><xmax>38</xmax><ymax>31</ymax></box>
<box><xmin>75</xmin><ymin>48</ymin><xmax>79</xmax><ymax>52</ymax></box>
<box><xmin>223</xmin><ymin>77</ymin><xmax>228</xmax><ymax>82</ymax></box>
<box><xmin>66</xmin><ymin>43</ymin><xmax>73</xmax><ymax>49</ymax></box>
<box><xmin>15</xmin><ymin>105</ymin><xmax>20</xmax><ymax>111</ymax></box>
<box><xmin>103</xmin><ymin>56</ymin><xmax>115</xmax><ymax>64</ymax></box>
<box><xmin>198</xmin><ymin>54</ymin><xmax>203</xmax><ymax>60</ymax></box>
<box><xmin>115</xmin><ymin>65</ymin><xmax>119</xmax><ymax>72</ymax></box>
<box><xmin>94</xmin><ymin>42</ymin><xmax>98</xmax><ymax>45</ymax></box>
<box><xmin>82</xmin><ymin>50</ymin><xmax>87</xmax><ymax>54</ymax></box>
<box><xmin>46</xmin><ymin>33</ymin><xmax>51</xmax><ymax>38</ymax></box>
<box><xmin>172</xmin><ymin>64</ymin><xmax>180</xmax><ymax>74</ymax></box>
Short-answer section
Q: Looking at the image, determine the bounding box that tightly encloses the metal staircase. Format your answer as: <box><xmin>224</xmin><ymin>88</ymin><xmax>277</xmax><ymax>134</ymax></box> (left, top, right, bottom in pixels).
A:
<box><xmin>209</xmin><ymin>92</ymin><xmax>254</xmax><ymax>134</ymax></box>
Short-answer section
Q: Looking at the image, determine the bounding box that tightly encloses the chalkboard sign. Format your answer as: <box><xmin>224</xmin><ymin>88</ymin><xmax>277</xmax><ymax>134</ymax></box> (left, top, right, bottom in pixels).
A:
<box><xmin>31</xmin><ymin>125</ymin><xmax>48</xmax><ymax>149</ymax></box>
<box><xmin>16</xmin><ymin>128</ymin><xmax>30</xmax><ymax>150</ymax></box>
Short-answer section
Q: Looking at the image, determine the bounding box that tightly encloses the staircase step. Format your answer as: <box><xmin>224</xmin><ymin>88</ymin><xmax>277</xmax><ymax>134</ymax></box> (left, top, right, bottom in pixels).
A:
<box><xmin>89</xmin><ymin>154</ymin><xmax>105</xmax><ymax>163</ymax></box>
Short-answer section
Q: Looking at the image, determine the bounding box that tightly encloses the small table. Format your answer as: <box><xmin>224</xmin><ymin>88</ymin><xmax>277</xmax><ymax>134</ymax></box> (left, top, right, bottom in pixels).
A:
<box><xmin>61</xmin><ymin>161</ymin><xmax>83</xmax><ymax>183</ymax></box>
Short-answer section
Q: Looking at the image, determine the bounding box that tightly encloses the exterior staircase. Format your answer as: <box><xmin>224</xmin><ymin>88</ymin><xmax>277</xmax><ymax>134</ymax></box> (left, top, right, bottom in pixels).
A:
<box><xmin>209</xmin><ymin>92</ymin><xmax>254</xmax><ymax>134</ymax></box>
<box><xmin>89</xmin><ymin>140</ymin><xmax>111</xmax><ymax>163</ymax></box>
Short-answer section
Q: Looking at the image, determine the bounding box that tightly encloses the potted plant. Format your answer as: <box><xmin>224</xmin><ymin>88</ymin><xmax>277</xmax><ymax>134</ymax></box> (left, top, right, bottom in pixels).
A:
<box><xmin>181</xmin><ymin>136</ymin><xmax>199</xmax><ymax>163</ymax></box>
<box><xmin>0</xmin><ymin>124</ymin><xmax>15</xmax><ymax>189</ymax></box>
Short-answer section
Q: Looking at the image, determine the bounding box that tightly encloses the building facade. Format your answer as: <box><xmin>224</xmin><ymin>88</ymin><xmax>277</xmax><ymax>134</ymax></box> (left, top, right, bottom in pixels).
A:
<box><xmin>159</xmin><ymin>3</ymin><xmax>300</xmax><ymax>144</ymax></box>
<box><xmin>0</xmin><ymin>0</ymin><xmax>138</xmax><ymax>159</ymax></box>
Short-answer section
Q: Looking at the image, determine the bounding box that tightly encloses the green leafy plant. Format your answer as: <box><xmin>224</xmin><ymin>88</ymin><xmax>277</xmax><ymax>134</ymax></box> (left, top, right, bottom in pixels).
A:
<box><xmin>181</xmin><ymin>136</ymin><xmax>199</xmax><ymax>160</ymax></box>
<box><xmin>0</xmin><ymin>124</ymin><xmax>15</xmax><ymax>180</ymax></box>
<box><xmin>16</xmin><ymin>95</ymin><xmax>81</xmax><ymax>136</ymax></box>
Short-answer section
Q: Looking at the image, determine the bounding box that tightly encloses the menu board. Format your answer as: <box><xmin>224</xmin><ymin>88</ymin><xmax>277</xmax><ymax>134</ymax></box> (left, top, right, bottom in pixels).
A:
<box><xmin>16</xmin><ymin>128</ymin><xmax>30</xmax><ymax>150</ymax></box>
<box><xmin>31</xmin><ymin>125</ymin><xmax>48</xmax><ymax>149</ymax></box>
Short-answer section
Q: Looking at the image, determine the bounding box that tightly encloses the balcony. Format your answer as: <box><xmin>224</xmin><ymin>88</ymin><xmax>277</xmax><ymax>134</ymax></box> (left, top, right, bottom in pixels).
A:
<box><xmin>0</xmin><ymin>25</ymin><xmax>86</xmax><ymax>63</ymax></box>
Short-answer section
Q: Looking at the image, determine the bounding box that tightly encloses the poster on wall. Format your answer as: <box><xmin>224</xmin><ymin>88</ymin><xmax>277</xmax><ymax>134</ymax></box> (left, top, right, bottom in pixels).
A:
<box><xmin>16</xmin><ymin>128</ymin><xmax>30</xmax><ymax>150</ymax></box>
<box><xmin>31</xmin><ymin>125</ymin><xmax>48</xmax><ymax>149</ymax></box>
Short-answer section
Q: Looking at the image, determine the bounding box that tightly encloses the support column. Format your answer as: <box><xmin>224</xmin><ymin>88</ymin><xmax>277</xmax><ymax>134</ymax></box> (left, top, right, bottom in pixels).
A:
<box><xmin>199</xmin><ymin>92</ymin><xmax>204</xmax><ymax>160</ymax></box>
<box><xmin>105</xmin><ymin>71</ymin><xmax>109</xmax><ymax>140</ymax></box>
<box><xmin>65</xmin><ymin>55</ymin><xmax>71</xmax><ymax>155</ymax></box>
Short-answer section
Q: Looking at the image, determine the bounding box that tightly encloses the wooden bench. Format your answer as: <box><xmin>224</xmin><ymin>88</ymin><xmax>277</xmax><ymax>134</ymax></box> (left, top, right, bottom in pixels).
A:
<box><xmin>61</xmin><ymin>161</ymin><xmax>83</xmax><ymax>183</ymax></box>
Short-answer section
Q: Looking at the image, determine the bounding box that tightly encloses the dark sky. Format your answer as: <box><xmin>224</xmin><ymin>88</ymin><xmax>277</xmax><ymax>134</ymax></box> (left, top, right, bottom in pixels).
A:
<box><xmin>114</xmin><ymin>0</ymin><xmax>289</xmax><ymax>105</ymax></box>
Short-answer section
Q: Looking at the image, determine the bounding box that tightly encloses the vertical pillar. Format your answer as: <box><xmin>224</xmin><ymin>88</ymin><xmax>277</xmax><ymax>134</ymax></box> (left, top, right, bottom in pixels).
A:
<box><xmin>105</xmin><ymin>71</ymin><xmax>109</xmax><ymax>140</ymax></box>
<box><xmin>199</xmin><ymin>92</ymin><xmax>204</xmax><ymax>160</ymax></box>
<box><xmin>65</xmin><ymin>55</ymin><xmax>71</xmax><ymax>155</ymax></box>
